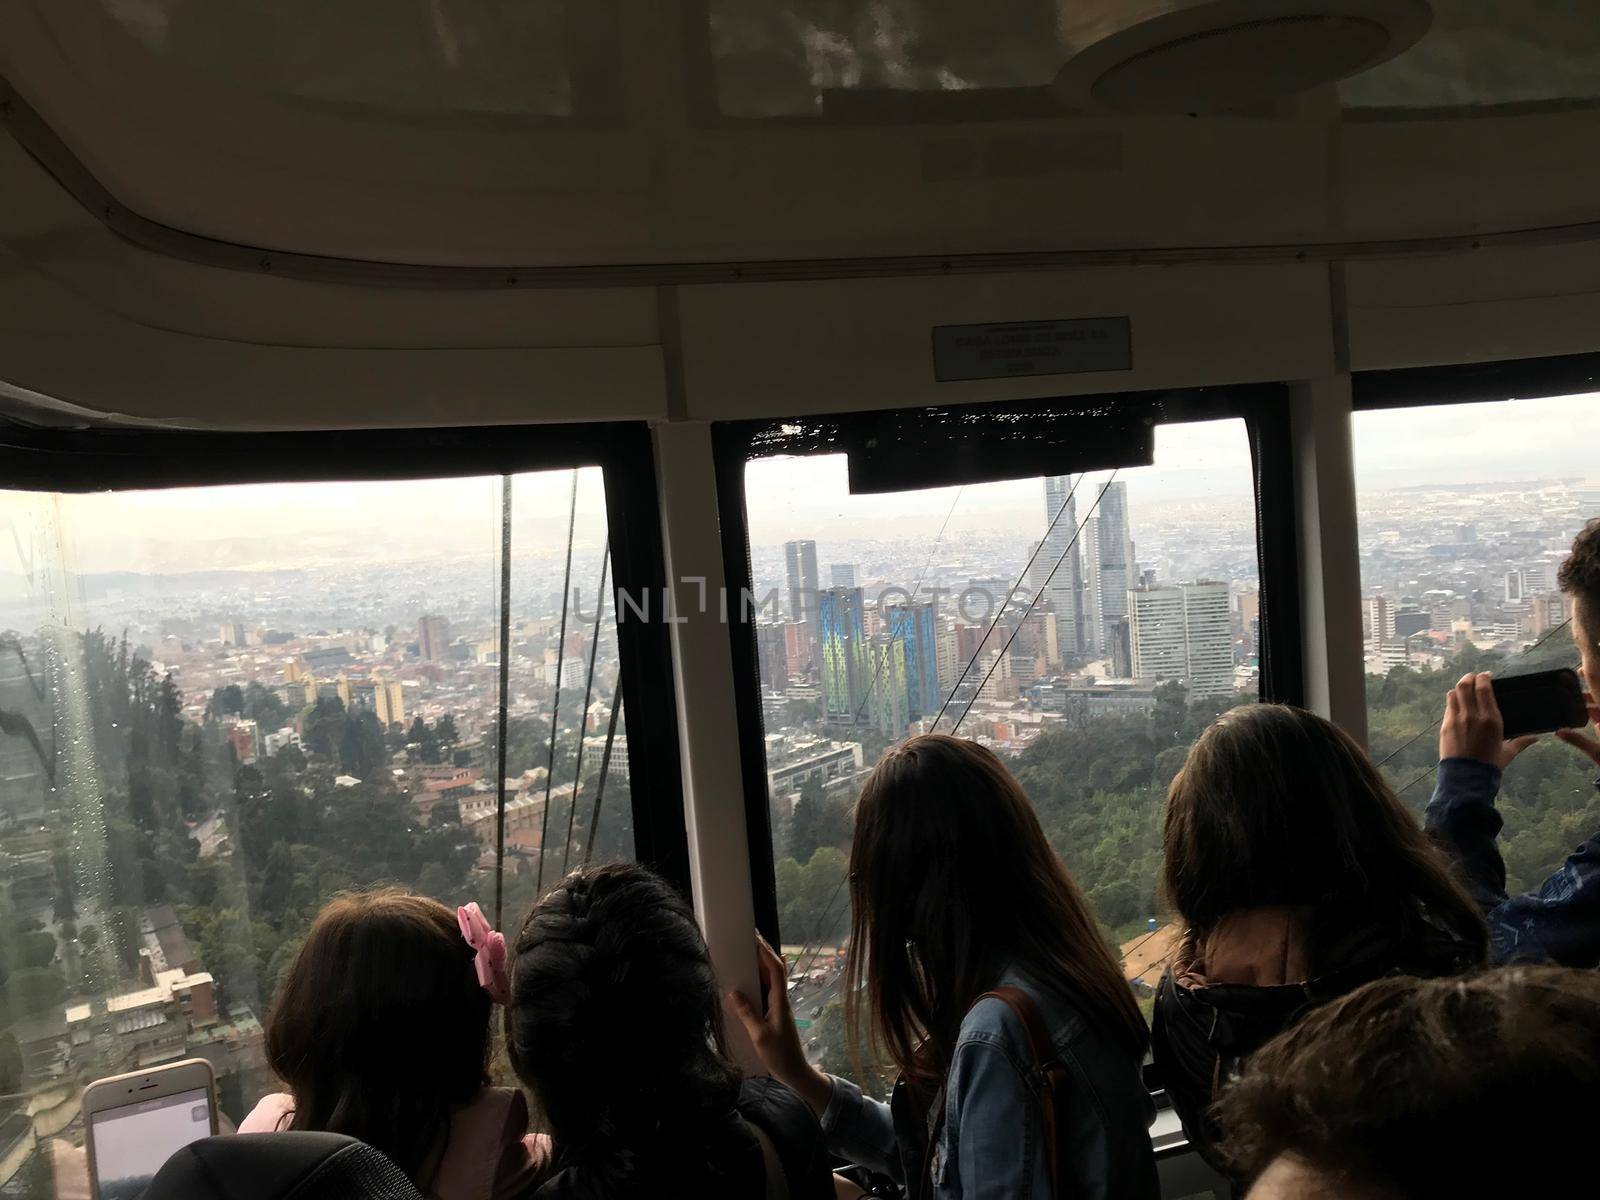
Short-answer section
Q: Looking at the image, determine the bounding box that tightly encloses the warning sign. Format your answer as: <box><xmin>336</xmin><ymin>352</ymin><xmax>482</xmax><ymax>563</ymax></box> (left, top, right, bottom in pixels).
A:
<box><xmin>931</xmin><ymin>317</ymin><xmax>1132</xmax><ymax>382</ymax></box>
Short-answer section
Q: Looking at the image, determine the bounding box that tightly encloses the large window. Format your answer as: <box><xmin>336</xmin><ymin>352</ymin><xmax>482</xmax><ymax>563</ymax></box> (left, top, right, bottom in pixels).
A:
<box><xmin>0</xmin><ymin>432</ymin><xmax>681</xmax><ymax>1197</ymax></box>
<box><xmin>1354</xmin><ymin>391</ymin><xmax>1600</xmax><ymax>893</ymax></box>
<box><xmin>719</xmin><ymin>394</ymin><xmax>1289</xmax><ymax>1087</ymax></box>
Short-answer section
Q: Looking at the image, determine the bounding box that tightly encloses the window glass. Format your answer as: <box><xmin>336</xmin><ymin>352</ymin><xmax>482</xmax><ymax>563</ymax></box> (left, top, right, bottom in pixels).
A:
<box><xmin>0</xmin><ymin>467</ymin><xmax>633</xmax><ymax>1196</ymax></box>
<box><xmin>743</xmin><ymin>418</ymin><xmax>1259</xmax><ymax>1089</ymax></box>
<box><xmin>708</xmin><ymin>0</ymin><xmax>1062</xmax><ymax>118</ymax></box>
<box><xmin>499</xmin><ymin>470</ymin><xmax>634</xmax><ymax>927</ymax></box>
<box><xmin>1354</xmin><ymin>394</ymin><xmax>1600</xmax><ymax>892</ymax></box>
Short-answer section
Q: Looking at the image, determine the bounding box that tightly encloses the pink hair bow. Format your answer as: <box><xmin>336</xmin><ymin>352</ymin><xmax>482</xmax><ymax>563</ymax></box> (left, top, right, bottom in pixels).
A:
<box><xmin>457</xmin><ymin>902</ymin><xmax>510</xmax><ymax>1005</ymax></box>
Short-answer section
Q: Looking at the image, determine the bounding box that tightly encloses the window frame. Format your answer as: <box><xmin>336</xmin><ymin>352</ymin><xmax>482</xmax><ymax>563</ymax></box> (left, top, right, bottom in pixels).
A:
<box><xmin>711</xmin><ymin>385</ymin><xmax>1304</xmax><ymax>942</ymax></box>
<box><xmin>0</xmin><ymin>418</ymin><xmax>692</xmax><ymax>904</ymax></box>
<box><xmin>1352</xmin><ymin>350</ymin><xmax>1600</xmax><ymax>412</ymax></box>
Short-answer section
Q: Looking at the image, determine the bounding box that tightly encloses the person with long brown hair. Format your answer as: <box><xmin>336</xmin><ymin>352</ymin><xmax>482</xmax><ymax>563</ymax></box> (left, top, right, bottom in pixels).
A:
<box><xmin>240</xmin><ymin>888</ymin><xmax>548</xmax><ymax>1200</ymax></box>
<box><xmin>729</xmin><ymin>733</ymin><xmax>1158</xmax><ymax>1199</ymax></box>
<box><xmin>1152</xmin><ymin>704</ymin><xmax>1489</xmax><ymax>1172</ymax></box>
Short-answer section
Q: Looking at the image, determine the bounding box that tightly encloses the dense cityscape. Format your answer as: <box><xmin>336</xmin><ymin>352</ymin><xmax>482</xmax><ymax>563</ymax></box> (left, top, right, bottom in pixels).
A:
<box><xmin>0</xmin><ymin>451</ymin><xmax>1597</xmax><ymax>1188</ymax></box>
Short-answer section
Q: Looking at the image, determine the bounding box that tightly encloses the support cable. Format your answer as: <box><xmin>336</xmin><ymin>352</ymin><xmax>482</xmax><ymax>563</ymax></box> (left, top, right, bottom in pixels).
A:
<box><xmin>536</xmin><ymin>472</ymin><xmax>579</xmax><ymax>894</ymax></box>
<box><xmin>560</xmin><ymin>540</ymin><xmax>609</xmax><ymax>877</ymax></box>
<box><xmin>1371</xmin><ymin>616</ymin><xmax>1575</xmax><ymax>769</ymax></box>
<box><xmin>933</xmin><ymin>474</ymin><xmax>1084</xmax><ymax>730</ymax></box>
<box><xmin>952</xmin><ymin>472</ymin><xmax>1120</xmax><ymax>735</ymax></box>
<box><xmin>791</xmin><ymin>870</ymin><xmax>850</xmax><ymax>981</ymax></box>
<box><xmin>582</xmin><ymin>693</ymin><xmax>624</xmax><ymax>866</ymax></box>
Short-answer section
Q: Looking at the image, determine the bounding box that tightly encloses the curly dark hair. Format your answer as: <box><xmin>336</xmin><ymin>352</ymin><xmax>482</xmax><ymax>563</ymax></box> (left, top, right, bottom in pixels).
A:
<box><xmin>1558</xmin><ymin>517</ymin><xmax>1600</xmax><ymax>626</ymax></box>
<box><xmin>505</xmin><ymin>863</ymin><xmax>748</xmax><ymax>1197</ymax></box>
<box><xmin>1214</xmin><ymin>967</ymin><xmax>1600</xmax><ymax>1197</ymax></box>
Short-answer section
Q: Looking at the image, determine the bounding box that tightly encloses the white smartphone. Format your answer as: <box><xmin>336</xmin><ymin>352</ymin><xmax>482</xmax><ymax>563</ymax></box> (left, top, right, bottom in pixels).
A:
<box><xmin>83</xmin><ymin>1058</ymin><xmax>218</xmax><ymax>1200</ymax></box>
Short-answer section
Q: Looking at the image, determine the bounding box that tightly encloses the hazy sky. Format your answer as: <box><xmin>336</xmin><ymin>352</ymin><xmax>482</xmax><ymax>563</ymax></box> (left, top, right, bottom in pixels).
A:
<box><xmin>0</xmin><ymin>394</ymin><xmax>1593</xmax><ymax>575</ymax></box>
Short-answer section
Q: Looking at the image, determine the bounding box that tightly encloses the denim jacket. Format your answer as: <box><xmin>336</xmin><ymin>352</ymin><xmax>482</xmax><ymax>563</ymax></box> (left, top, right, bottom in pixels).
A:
<box><xmin>1425</xmin><ymin>756</ymin><xmax>1600</xmax><ymax>967</ymax></box>
<box><xmin>819</xmin><ymin>968</ymin><xmax>1158</xmax><ymax>1199</ymax></box>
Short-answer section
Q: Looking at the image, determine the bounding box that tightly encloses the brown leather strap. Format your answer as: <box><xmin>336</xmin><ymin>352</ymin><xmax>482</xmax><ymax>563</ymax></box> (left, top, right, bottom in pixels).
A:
<box><xmin>977</xmin><ymin>986</ymin><xmax>1063</xmax><ymax>1200</ymax></box>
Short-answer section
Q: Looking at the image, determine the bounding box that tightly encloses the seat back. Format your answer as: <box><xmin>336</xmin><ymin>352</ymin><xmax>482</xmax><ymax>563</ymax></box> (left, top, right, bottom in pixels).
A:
<box><xmin>143</xmin><ymin>1132</ymin><xmax>424</xmax><ymax>1200</ymax></box>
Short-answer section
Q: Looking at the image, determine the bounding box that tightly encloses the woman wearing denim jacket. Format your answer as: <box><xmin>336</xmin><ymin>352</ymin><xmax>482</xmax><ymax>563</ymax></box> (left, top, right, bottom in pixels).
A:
<box><xmin>730</xmin><ymin>734</ymin><xmax>1158</xmax><ymax>1199</ymax></box>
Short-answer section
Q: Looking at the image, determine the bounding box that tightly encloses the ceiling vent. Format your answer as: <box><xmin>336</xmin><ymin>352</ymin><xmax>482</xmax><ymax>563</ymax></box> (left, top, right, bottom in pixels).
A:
<box><xmin>1055</xmin><ymin>0</ymin><xmax>1433</xmax><ymax>113</ymax></box>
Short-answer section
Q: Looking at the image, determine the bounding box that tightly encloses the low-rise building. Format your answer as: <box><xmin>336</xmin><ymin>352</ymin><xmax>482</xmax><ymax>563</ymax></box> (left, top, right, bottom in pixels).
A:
<box><xmin>764</xmin><ymin>736</ymin><xmax>865</xmax><ymax>809</ymax></box>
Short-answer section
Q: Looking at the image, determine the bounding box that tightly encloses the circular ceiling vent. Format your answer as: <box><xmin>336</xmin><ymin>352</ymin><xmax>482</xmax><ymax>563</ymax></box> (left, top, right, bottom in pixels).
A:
<box><xmin>1055</xmin><ymin>0</ymin><xmax>1433</xmax><ymax>114</ymax></box>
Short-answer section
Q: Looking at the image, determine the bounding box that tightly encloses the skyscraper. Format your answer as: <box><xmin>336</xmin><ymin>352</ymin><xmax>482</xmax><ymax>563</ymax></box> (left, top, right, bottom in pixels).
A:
<box><xmin>417</xmin><ymin>614</ymin><xmax>451</xmax><ymax>661</ymax></box>
<box><xmin>886</xmin><ymin>601</ymin><xmax>940</xmax><ymax>718</ymax></box>
<box><xmin>785</xmin><ymin>539</ymin><xmax>820</xmax><ymax>664</ymax></box>
<box><xmin>1037</xmin><ymin>476</ymin><xmax>1084</xmax><ymax>658</ymax></box>
<box><xmin>1128</xmin><ymin>582</ymin><xmax>1233</xmax><ymax>698</ymax></box>
<box><xmin>817</xmin><ymin>586</ymin><xmax>866</xmax><ymax>721</ymax></box>
<box><xmin>829</xmin><ymin>563</ymin><xmax>857</xmax><ymax>588</ymax></box>
<box><xmin>1367</xmin><ymin>595</ymin><xmax>1395</xmax><ymax>645</ymax></box>
<box><xmin>1082</xmin><ymin>481</ymin><xmax>1133</xmax><ymax>658</ymax></box>
<box><xmin>865</xmin><ymin>636</ymin><xmax>910</xmax><ymax>736</ymax></box>
<box><xmin>755</xmin><ymin>621</ymin><xmax>790</xmax><ymax>693</ymax></box>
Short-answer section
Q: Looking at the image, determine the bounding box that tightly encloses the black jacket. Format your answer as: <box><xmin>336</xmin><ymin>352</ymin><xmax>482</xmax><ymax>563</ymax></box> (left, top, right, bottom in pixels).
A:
<box><xmin>1150</xmin><ymin>911</ymin><xmax>1479</xmax><ymax>1176</ymax></box>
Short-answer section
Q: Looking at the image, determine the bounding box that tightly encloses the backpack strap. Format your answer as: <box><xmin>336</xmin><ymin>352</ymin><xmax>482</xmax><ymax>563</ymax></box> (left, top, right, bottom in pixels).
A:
<box><xmin>977</xmin><ymin>986</ymin><xmax>1065</xmax><ymax>1200</ymax></box>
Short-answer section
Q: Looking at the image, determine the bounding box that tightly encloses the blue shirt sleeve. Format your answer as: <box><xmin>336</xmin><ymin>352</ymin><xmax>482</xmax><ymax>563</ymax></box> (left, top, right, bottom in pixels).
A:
<box><xmin>1425</xmin><ymin>757</ymin><xmax>1510</xmax><ymax>911</ymax></box>
<box><xmin>1426</xmin><ymin>756</ymin><xmax>1600</xmax><ymax>967</ymax></box>
<box><xmin>820</xmin><ymin>1074</ymin><xmax>903</xmax><ymax>1183</ymax></box>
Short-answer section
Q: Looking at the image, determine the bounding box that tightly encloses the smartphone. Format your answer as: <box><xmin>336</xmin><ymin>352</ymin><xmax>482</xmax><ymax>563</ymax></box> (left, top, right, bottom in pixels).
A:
<box><xmin>83</xmin><ymin>1058</ymin><xmax>218</xmax><ymax>1200</ymax></box>
<box><xmin>1492</xmin><ymin>668</ymin><xmax>1591</xmax><ymax>739</ymax></box>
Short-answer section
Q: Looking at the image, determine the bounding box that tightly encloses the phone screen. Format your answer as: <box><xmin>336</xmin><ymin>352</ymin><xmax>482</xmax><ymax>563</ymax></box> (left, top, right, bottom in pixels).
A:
<box><xmin>90</xmin><ymin>1087</ymin><xmax>212</xmax><ymax>1199</ymax></box>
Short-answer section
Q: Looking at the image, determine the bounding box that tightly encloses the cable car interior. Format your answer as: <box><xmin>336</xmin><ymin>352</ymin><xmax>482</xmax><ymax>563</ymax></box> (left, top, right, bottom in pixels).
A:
<box><xmin>3</xmin><ymin>2</ymin><xmax>1600</xmax><ymax>1197</ymax></box>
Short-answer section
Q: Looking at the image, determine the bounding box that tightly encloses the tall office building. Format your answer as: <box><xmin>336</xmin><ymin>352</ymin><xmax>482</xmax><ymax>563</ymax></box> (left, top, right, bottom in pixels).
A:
<box><xmin>864</xmin><ymin>636</ymin><xmax>910</xmax><ymax>736</ymax></box>
<box><xmin>816</xmin><ymin>588</ymin><xmax>926</xmax><ymax>736</ymax></box>
<box><xmin>1081</xmin><ymin>481</ymin><xmax>1132</xmax><ymax>657</ymax></box>
<box><xmin>830</xmin><ymin>563</ymin><xmax>857</xmax><ymax>588</ymax></box>
<box><xmin>934</xmin><ymin>621</ymin><xmax>960</xmax><ymax>694</ymax></box>
<box><xmin>817</xmin><ymin>586</ymin><xmax>866</xmax><ymax>721</ymax></box>
<box><xmin>785</xmin><ymin>539</ymin><xmax>821</xmax><ymax>664</ymax></box>
<box><xmin>417</xmin><ymin>614</ymin><xmax>451</xmax><ymax>661</ymax></box>
<box><xmin>1037</xmin><ymin>476</ymin><xmax>1085</xmax><ymax>658</ymax></box>
<box><xmin>885</xmin><ymin>601</ymin><xmax>940</xmax><ymax>718</ymax></box>
<box><xmin>1367</xmin><ymin>595</ymin><xmax>1395</xmax><ymax>646</ymax></box>
<box><xmin>1128</xmin><ymin>581</ymin><xmax>1233</xmax><ymax>698</ymax></box>
<box><xmin>755</xmin><ymin>621</ymin><xmax>790</xmax><ymax>692</ymax></box>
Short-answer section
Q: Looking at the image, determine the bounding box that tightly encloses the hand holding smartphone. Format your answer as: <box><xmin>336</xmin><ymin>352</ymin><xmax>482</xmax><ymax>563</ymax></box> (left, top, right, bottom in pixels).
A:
<box><xmin>1490</xmin><ymin>668</ymin><xmax>1591</xmax><ymax>739</ymax></box>
<box><xmin>83</xmin><ymin>1059</ymin><xmax>217</xmax><ymax>1200</ymax></box>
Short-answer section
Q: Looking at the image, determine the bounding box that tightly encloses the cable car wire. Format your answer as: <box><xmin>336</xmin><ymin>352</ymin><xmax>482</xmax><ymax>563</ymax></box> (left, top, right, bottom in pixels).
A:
<box><xmin>560</xmin><ymin>540</ymin><xmax>609</xmax><ymax>878</ymax></box>
<box><xmin>792</xmin><ymin>870</ymin><xmax>850</xmax><ymax>981</ymax></box>
<box><xmin>582</xmin><ymin>692</ymin><xmax>623</xmax><ymax>866</ymax></box>
<box><xmin>933</xmin><ymin>474</ymin><xmax>1085</xmax><ymax>730</ymax></box>
<box><xmin>954</xmin><ymin>472</ymin><xmax>1119</xmax><ymax>734</ymax></box>
<box><xmin>1370</xmin><ymin>616</ymin><xmax>1574</xmax><ymax>770</ymax></box>
<box><xmin>536</xmin><ymin>472</ymin><xmax>579</xmax><ymax>895</ymax></box>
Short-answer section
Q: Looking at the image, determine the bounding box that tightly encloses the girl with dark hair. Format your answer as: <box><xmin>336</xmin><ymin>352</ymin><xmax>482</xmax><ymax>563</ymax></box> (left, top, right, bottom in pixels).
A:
<box><xmin>1152</xmin><ymin>704</ymin><xmax>1489</xmax><ymax>1171</ymax></box>
<box><xmin>241</xmin><ymin>888</ymin><xmax>547</xmax><ymax>1200</ymax></box>
<box><xmin>505</xmin><ymin>862</ymin><xmax>833</xmax><ymax>1199</ymax></box>
<box><xmin>730</xmin><ymin>733</ymin><xmax>1158</xmax><ymax>1199</ymax></box>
